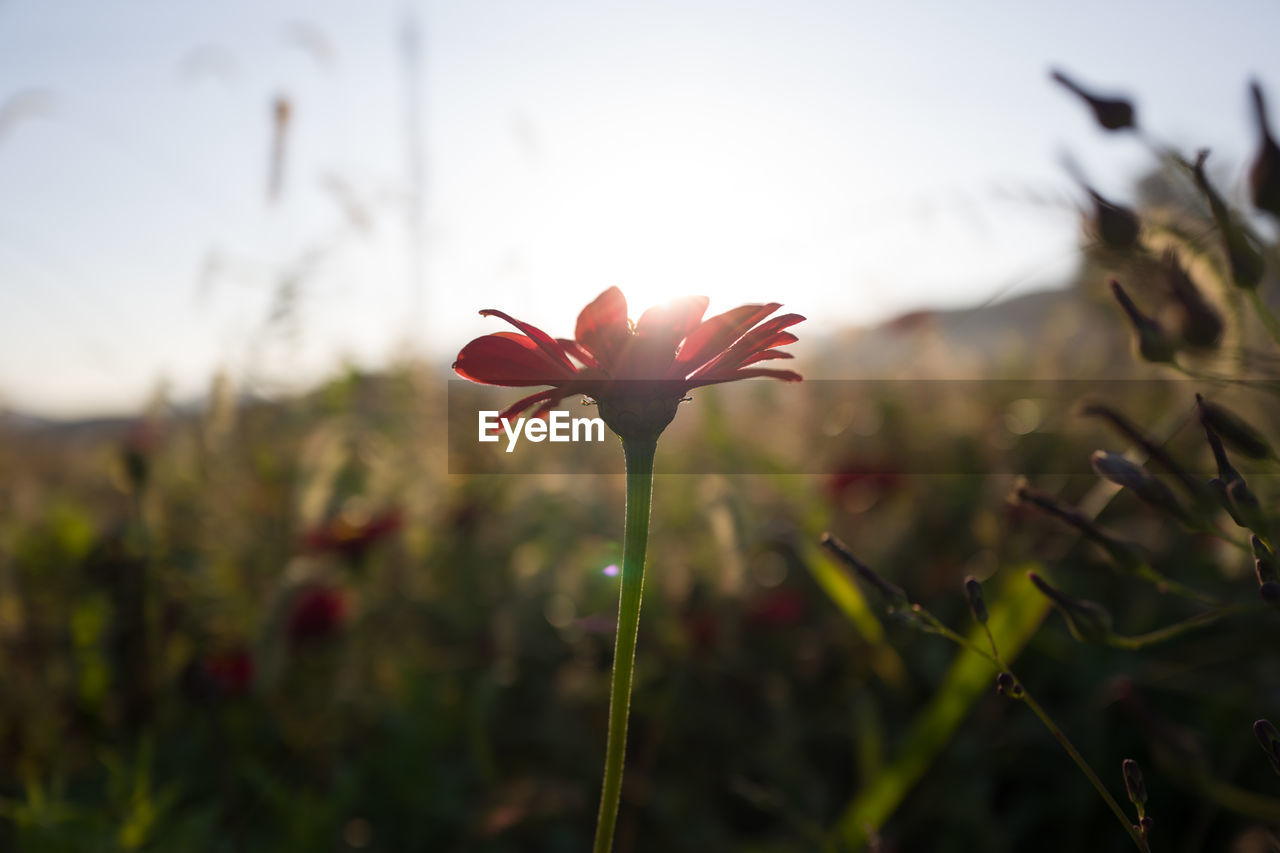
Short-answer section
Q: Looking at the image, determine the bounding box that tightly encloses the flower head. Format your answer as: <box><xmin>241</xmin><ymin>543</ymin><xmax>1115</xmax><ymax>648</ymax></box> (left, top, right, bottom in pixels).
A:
<box><xmin>453</xmin><ymin>287</ymin><xmax>803</xmax><ymax>439</ymax></box>
<box><xmin>287</xmin><ymin>584</ymin><xmax>349</xmax><ymax>643</ymax></box>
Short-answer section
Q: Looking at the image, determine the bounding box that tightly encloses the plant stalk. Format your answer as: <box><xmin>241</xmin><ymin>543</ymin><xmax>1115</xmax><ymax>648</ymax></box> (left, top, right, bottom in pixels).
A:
<box><xmin>593</xmin><ymin>437</ymin><xmax>657</xmax><ymax>853</ymax></box>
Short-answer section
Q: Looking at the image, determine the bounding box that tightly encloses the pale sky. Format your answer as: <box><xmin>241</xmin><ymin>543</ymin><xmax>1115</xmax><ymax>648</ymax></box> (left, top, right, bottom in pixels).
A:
<box><xmin>1</xmin><ymin>0</ymin><xmax>1277</xmax><ymax>416</ymax></box>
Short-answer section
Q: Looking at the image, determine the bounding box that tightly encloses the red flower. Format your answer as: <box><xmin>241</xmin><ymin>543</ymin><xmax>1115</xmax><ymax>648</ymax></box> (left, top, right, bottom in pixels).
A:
<box><xmin>287</xmin><ymin>584</ymin><xmax>349</xmax><ymax>643</ymax></box>
<box><xmin>453</xmin><ymin>287</ymin><xmax>803</xmax><ymax>439</ymax></box>
<box><xmin>302</xmin><ymin>508</ymin><xmax>404</xmax><ymax>561</ymax></box>
<box><xmin>204</xmin><ymin>648</ymin><xmax>255</xmax><ymax>696</ymax></box>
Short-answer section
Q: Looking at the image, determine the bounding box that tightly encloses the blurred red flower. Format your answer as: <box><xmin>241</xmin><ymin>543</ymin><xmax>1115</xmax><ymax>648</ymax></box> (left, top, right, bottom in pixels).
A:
<box><xmin>302</xmin><ymin>508</ymin><xmax>404</xmax><ymax>561</ymax></box>
<box><xmin>746</xmin><ymin>586</ymin><xmax>808</xmax><ymax>628</ymax></box>
<box><xmin>204</xmin><ymin>647</ymin><xmax>255</xmax><ymax>696</ymax></box>
<box><xmin>288</xmin><ymin>585</ymin><xmax>349</xmax><ymax>643</ymax></box>
<box><xmin>453</xmin><ymin>287</ymin><xmax>803</xmax><ymax>435</ymax></box>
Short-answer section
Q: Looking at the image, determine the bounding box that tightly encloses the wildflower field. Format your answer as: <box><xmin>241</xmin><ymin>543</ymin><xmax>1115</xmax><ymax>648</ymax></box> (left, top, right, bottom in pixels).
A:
<box><xmin>7</xmin><ymin>14</ymin><xmax>1280</xmax><ymax>852</ymax></box>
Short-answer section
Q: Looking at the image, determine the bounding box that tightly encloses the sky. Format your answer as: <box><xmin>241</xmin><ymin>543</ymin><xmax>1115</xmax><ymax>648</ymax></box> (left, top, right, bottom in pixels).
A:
<box><xmin>1</xmin><ymin>0</ymin><xmax>1278</xmax><ymax>416</ymax></box>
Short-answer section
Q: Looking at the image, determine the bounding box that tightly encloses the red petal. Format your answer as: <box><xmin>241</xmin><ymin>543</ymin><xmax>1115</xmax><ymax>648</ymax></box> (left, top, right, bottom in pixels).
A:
<box><xmin>686</xmin><ymin>367</ymin><xmax>802</xmax><ymax>389</ymax></box>
<box><xmin>453</xmin><ymin>333</ymin><xmax>576</xmax><ymax>386</ymax></box>
<box><xmin>497</xmin><ymin>388</ymin><xmax>574</xmax><ymax>423</ymax></box>
<box><xmin>674</xmin><ymin>303</ymin><xmax>781</xmax><ymax>376</ymax></box>
<box><xmin>737</xmin><ymin>349</ymin><xmax>794</xmax><ymax>366</ymax></box>
<box><xmin>575</xmin><ymin>287</ymin><xmax>631</xmax><ymax>367</ymax></box>
<box><xmin>557</xmin><ymin>337</ymin><xmax>599</xmax><ymax>368</ymax></box>
<box><xmin>635</xmin><ymin>295</ymin><xmax>709</xmax><ymax>343</ymax></box>
<box><xmin>479</xmin><ymin>309</ymin><xmax>575</xmax><ymax>371</ymax></box>
<box><xmin>690</xmin><ymin>313</ymin><xmax>804</xmax><ymax>376</ymax></box>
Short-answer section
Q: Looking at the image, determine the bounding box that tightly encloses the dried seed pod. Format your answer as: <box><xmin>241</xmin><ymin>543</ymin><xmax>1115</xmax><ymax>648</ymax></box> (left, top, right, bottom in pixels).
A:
<box><xmin>1110</xmin><ymin>280</ymin><xmax>1177</xmax><ymax>364</ymax></box>
<box><xmin>1051</xmin><ymin>69</ymin><xmax>1136</xmax><ymax>131</ymax></box>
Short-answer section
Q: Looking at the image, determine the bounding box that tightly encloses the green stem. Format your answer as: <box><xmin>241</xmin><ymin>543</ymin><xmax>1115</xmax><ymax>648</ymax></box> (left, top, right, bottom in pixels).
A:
<box><xmin>1106</xmin><ymin>602</ymin><xmax>1261</xmax><ymax>650</ymax></box>
<box><xmin>593</xmin><ymin>437</ymin><xmax>657</xmax><ymax>853</ymax></box>
<box><xmin>912</xmin><ymin>610</ymin><xmax>1149</xmax><ymax>851</ymax></box>
<box><xmin>1018</xmin><ymin>690</ymin><xmax>1150</xmax><ymax>853</ymax></box>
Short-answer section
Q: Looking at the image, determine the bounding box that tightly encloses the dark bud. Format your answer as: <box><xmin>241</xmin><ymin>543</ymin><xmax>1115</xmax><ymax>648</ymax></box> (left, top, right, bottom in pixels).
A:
<box><xmin>1260</xmin><ymin>581</ymin><xmax>1280</xmax><ymax>613</ymax></box>
<box><xmin>820</xmin><ymin>533</ymin><xmax>911</xmax><ymax>612</ymax></box>
<box><xmin>1249</xmin><ymin>81</ymin><xmax>1280</xmax><ymax>217</ymax></box>
<box><xmin>1254</xmin><ymin>719</ymin><xmax>1280</xmax><ymax>775</ymax></box>
<box><xmin>1139</xmin><ymin>816</ymin><xmax>1154</xmax><ymax>835</ymax></box>
<box><xmin>1199</xmin><ymin>401</ymin><xmax>1243</xmax><ymax>487</ymax></box>
<box><xmin>996</xmin><ymin>671</ymin><xmax>1023</xmax><ymax>699</ymax></box>
<box><xmin>1163</xmin><ymin>253</ymin><xmax>1223</xmax><ymax>349</ymax></box>
<box><xmin>1110</xmin><ymin>280</ymin><xmax>1177</xmax><ymax>364</ymax></box>
<box><xmin>1207</xmin><ymin>478</ymin><xmax>1245</xmax><ymax>527</ymax></box>
<box><xmin>1028</xmin><ymin>571</ymin><xmax>1114</xmax><ymax>643</ymax></box>
<box><xmin>1013</xmin><ymin>480</ymin><xmax>1143</xmax><ymax>574</ymax></box>
<box><xmin>964</xmin><ymin>575</ymin><xmax>988</xmax><ymax>625</ymax></box>
<box><xmin>1122</xmin><ymin>758</ymin><xmax>1148</xmax><ymax>809</ymax></box>
<box><xmin>1196</xmin><ymin>394</ymin><xmax>1272</xmax><ymax>460</ymax></box>
<box><xmin>1090</xmin><ymin>450</ymin><xmax>1189</xmax><ymax>523</ymax></box>
<box><xmin>1254</xmin><ymin>536</ymin><xmax>1277</xmax><ymax>585</ymax></box>
<box><xmin>1080</xmin><ymin>401</ymin><xmax>1216</xmax><ymax>510</ymax></box>
<box><xmin>1193</xmin><ymin>151</ymin><xmax>1266</xmax><ymax>289</ymax></box>
<box><xmin>1051</xmin><ymin>69</ymin><xmax>1136</xmax><ymax>131</ymax></box>
<box><xmin>1226</xmin><ymin>478</ymin><xmax>1267</xmax><ymax>535</ymax></box>
<box><xmin>1085</xmin><ymin>187</ymin><xmax>1141</xmax><ymax>251</ymax></box>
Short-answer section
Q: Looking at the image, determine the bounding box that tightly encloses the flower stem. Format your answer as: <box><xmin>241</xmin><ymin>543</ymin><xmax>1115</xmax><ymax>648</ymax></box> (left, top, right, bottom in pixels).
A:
<box><xmin>593</xmin><ymin>436</ymin><xmax>657</xmax><ymax>853</ymax></box>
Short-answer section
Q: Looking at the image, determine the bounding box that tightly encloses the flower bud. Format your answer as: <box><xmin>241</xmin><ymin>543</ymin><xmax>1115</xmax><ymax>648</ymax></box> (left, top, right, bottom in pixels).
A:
<box><xmin>1207</xmin><ymin>478</ymin><xmax>1245</xmax><ymax>527</ymax></box>
<box><xmin>1226</xmin><ymin>477</ymin><xmax>1268</xmax><ymax>534</ymax></box>
<box><xmin>1162</xmin><ymin>253</ymin><xmax>1222</xmax><ymax>349</ymax></box>
<box><xmin>996</xmin><ymin>671</ymin><xmax>1023</xmax><ymax>699</ymax></box>
<box><xmin>1199</xmin><ymin>405</ymin><xmax>1243</xmax><ymax>487</ymax></box>
<box><xmin>1255</xmin><ymin>719</ymin><xmax>1280</xmax><ymax>775</ymax></box>
<box><xmin>820</xmin><ymin>533</ymin><xmax>910</xmax><ymax>612</ymax></box>
<box><xmin>1196</xmin><ymin>394</ymin><xmax>1272</xmax><ymax>461</ymax></box>
<box><xmin>964</xmin><ymin>575</ymin><xmax>988</xmax><ymax>625</ymax></box>
<box><xmin>1254</xmin><ymin>536</ymin><xmax>1277</xmax><ymax>585</ymax></box>
<box><xmin>1122</xmin><ymin>758</ymin><xmax>1148</xmax><ymax>809</ymax></box>
<box><xmin>1249</xmin><ymin>81</ymin><xmax>1280</xmax><ymax>217</ymax></box>
<box><xmin>1259</xmin><ymin>581</ymin><xmax>1280</xmax><ymax>613</ymax></box>
<box><xmin>1028</xmin><ymin>571</ymin><xmax>1113</xmax><ymax>643</ymax></box>
<box><xmin>1051</xmin><ymin>69</ymin><xmax>1136</xmax><ymax>131</ymax></box>
<box><xmin>1090</xmin><ymin>450</ymin><xmax>1189</xmax><ymax>523</ymax></box>
<box><xmin>1193</xmin><ymin>151</ymin><xmax>1266</xmax><ymax>289</ymax></box>
<box><xmin>1013</xmin><ymin>481</ymin><xmax>1143</xmax><ymax>574</ymax></box>
<box><xmin>1084</xmin><ymin>187</ymin><xmax>1141</xmax><ymax>251</ymax></box>
<box><xmin>1110</xmin><ymin>280</ymin><xmax>1177</xmax><ymax>364</ymax></box>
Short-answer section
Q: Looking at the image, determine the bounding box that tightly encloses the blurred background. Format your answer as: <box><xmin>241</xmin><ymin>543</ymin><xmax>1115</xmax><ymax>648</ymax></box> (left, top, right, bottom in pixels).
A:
<box><xmin>6</xmin><ymin>1</ymin><xmax>1280</xmax><ymax>851</ymax></box>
